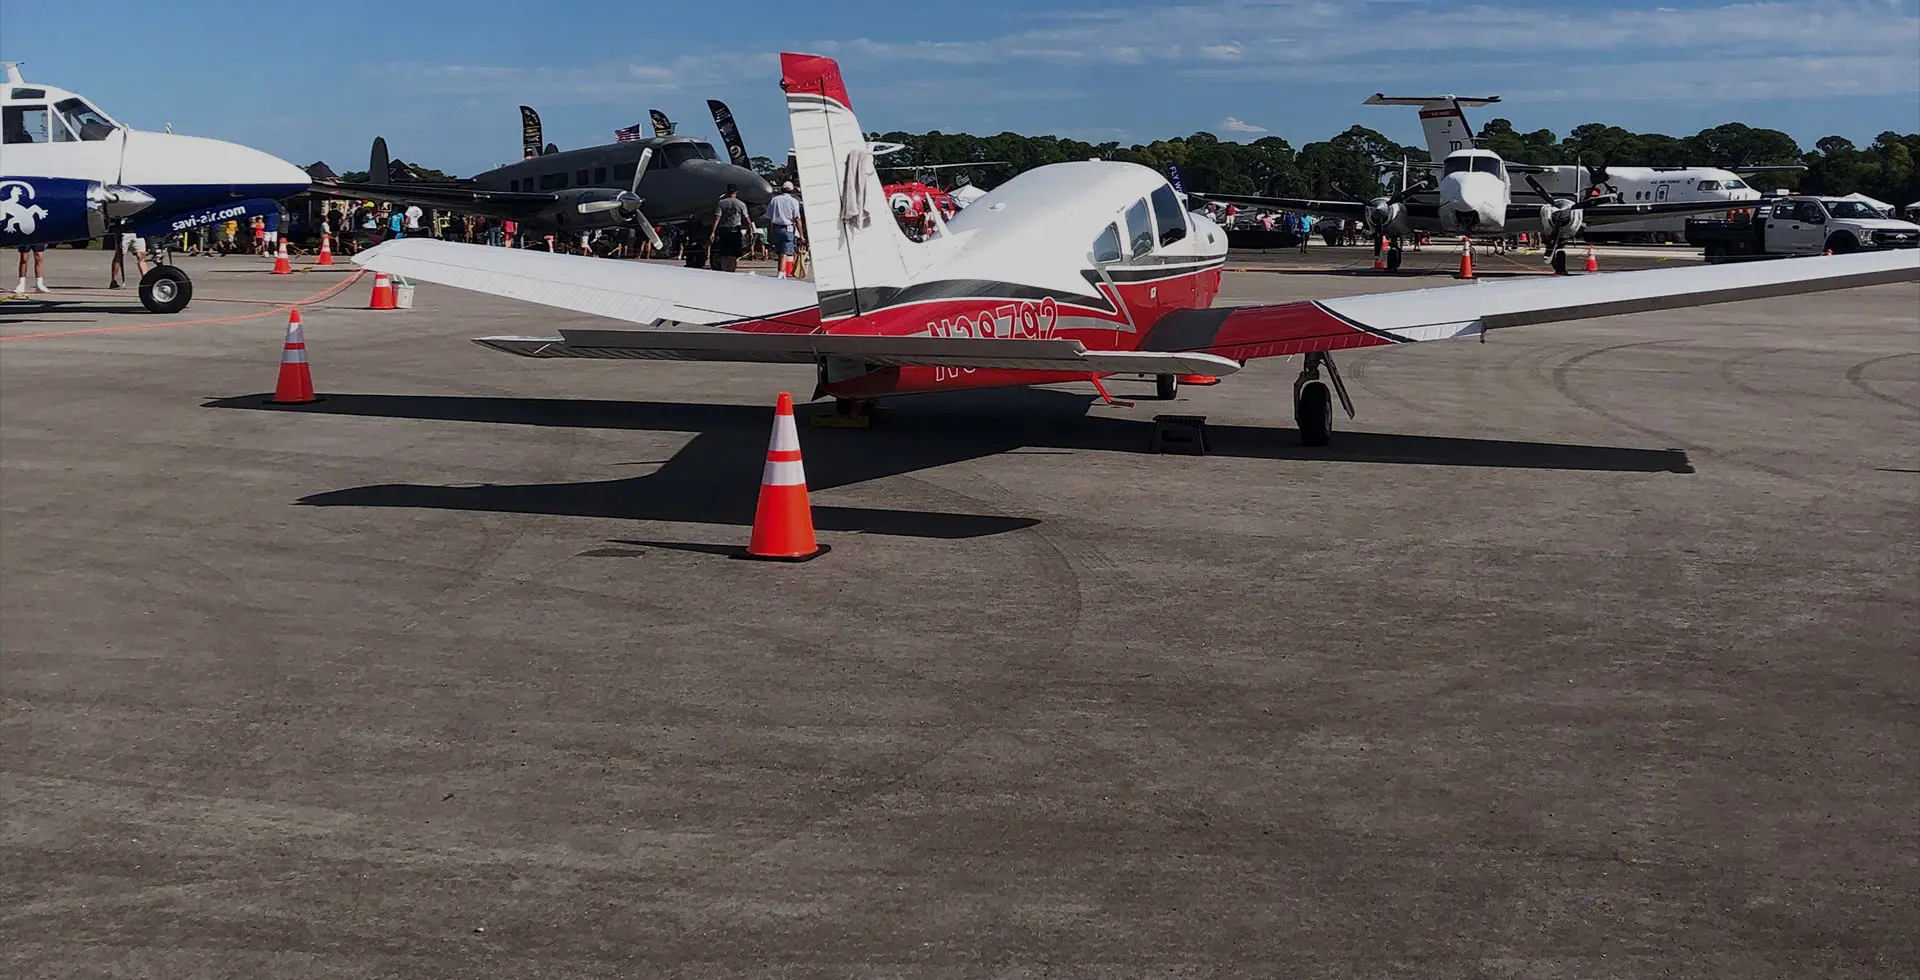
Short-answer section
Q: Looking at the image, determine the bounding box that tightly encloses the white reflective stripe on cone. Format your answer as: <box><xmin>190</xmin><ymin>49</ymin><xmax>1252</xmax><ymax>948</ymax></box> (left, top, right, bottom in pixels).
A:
<box><xmin>285</xmin><ymin>325</ymin><xmax>304</xmax><ymax>344</ymax></box>
<box><xmin>767</xmin><ymin>414</ymin><xmax>800</xmax><ymax>453</ymax></box>
<box><xmin>281</xmin><ymin>348</ymin><xmax>308</xmax><ymax>363</ymax></box>
<box><xmin>762</xmin><ymin>459</ymin><xmax>807</xmax><ymax>487</ymax></box>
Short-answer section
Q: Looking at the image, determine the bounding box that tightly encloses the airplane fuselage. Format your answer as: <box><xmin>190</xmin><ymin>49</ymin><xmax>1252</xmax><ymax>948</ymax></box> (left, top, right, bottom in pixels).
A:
<box><xmin>479</xmin><ymin>136</ymin><xmax>770</xmax><ymax>229</ymax></box>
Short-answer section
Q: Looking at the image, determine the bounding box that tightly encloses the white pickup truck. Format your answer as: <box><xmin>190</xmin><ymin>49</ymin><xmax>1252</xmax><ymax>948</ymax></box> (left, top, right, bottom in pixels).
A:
<box><xmin>1686</xmin><ymin>196</ymin><xmax>1920</xmax><ymax>262</ymax></box>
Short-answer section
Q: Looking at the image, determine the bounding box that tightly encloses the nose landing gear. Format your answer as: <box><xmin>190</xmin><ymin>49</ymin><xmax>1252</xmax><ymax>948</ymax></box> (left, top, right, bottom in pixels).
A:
<box><xmin>1292</xmin><ymin>350</ymin><xmax>1357</xmax><ymax>447</ymax></box>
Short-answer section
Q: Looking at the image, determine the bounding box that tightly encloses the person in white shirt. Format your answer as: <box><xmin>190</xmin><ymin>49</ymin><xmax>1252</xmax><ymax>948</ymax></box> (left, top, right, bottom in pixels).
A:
<box><xmin>404</xmin><ymin>204</ymin><xmax>424</xmax><ymax>234</ymax></box>
<box><xmin>764</xmin><ymin>181</ymin><xmax>805</xmax><ymax>279</ymax></box>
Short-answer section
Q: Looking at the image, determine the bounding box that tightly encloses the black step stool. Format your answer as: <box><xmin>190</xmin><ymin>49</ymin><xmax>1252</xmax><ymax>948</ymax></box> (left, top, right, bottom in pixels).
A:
<box><xmin>1148</xmin><ymin>414</ymin><xmax>1209</xmax><ymax>455</ymax></box>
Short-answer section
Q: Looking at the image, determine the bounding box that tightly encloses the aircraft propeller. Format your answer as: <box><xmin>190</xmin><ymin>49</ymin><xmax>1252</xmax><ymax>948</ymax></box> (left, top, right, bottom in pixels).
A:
<box><xmin>574</xmin><ymin>146</ymin><xmax>664</xmax><ymax>249</ymax></box>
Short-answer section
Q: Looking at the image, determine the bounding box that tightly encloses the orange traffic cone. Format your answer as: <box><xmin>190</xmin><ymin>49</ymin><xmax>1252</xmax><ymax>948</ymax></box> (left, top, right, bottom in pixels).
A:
<box><xmin>315</xmin><ymin>233</ymin><xmax>334</xmax><ymax>266</ymax></box>
<box><xmin>271</xmin><ymin>240</ymin><xmax>293</xmax><ymax>275</ymax></box>
<box><xmin>741</xmin><ymin>392</ymin><xmax>828</xmax><ymax>562</ymax></box>
<box><xmin>269</xmin><ymin>309</ymin><xmax>317</xmax><ymax>404</ymax></box>
<box><xmin>1372</xmin><ymin>237</ymin><xmax>1387</xmax><ymax>271</ymax></box>
<box><xmin>1584</xmin><ymin>244</ymin><xmax>1599</xmax><ymax>273</ymax></box>
<box><xmin>1179</xmin><ymin>374</ymin><xmax>1222</xmax><ymax>386</ymax></box>
<box><xmin>1455</xmin><ymin>237</ymin><xmax>1474</xmax><ymax>279</ymax></box>
<box><xmin>368</xmin><ymin>271</ymin><xmax>396</xmax><ymax>310</ymax></box>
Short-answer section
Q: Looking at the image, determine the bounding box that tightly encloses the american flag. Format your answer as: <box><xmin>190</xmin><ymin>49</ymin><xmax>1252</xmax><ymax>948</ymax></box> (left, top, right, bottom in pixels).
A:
<box><xmin>614</xmin><ymin>124</ymin><xmax>643</xmax><ymax>143</ymax></box>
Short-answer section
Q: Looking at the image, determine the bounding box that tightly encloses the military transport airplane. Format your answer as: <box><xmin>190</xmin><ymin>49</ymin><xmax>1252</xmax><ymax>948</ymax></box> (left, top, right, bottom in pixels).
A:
<box><xmin>0</xmin><ymin>62</ymin><xmax>309</xmax><ymax>311</ymax></box>
<box><xmin>348</xmin><ymin>53</ymin><xmax>1918</xmax><ymax>448</ymax></box>
<box><xmin>314</xmin><ymin>123</ymin><xmax>770</xmax><ymax>248</ymax></box>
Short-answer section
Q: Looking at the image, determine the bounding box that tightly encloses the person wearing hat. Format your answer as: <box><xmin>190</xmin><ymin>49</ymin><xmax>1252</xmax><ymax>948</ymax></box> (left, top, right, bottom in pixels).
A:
<box><xmin>764</xmin><ymin>180</ymin><xmax>805</xmax><ymax>279</ymax></box>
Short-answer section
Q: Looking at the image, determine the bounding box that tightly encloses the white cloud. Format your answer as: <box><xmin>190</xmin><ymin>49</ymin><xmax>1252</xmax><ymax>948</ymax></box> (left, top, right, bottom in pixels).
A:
<box><xmin>1199</xmin><ymin>43</ymin><xmax>1244</xmax><ymax>61</ymax></box>
<box><xmin>1223</xmin><ymin>116</ymin><xmax>1268</xmax><ymax>133</ymax></box>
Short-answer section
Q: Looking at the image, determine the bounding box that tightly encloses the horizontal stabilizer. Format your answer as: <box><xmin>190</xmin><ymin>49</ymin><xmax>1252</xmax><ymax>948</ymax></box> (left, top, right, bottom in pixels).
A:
<box><xmin>1364</xmin><ymin>94</ymin><xmax>1501</xmax><ymax>107</ymax></box>
<box><xmin>475</xmin><ymin>329</ymin><xmax>1242</xmax><ymax>377</ymax></box>
<box><xmin>353</xmin><ymin>238</ymin><xmax>818</xmax><ymax>329</ymax></box>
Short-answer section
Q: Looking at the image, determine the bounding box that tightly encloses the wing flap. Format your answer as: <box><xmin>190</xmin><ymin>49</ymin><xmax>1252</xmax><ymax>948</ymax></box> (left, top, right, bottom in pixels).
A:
<box><xmin>353</xmin><ymin>238</ymin><xmax>820</xmax><ymax>330</ymax></box>
<box><xmin>474</xmin><ymin>329</ymin><xmax>1242</xmax><ymax>376</ymax></box>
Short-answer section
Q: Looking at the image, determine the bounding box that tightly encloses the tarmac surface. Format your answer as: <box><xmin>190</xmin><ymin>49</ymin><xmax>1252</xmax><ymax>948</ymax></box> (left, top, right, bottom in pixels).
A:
<box><xmin>3</xmin><ymin>245</ymin><xmax>1917</xmax><ymax>978</ymax></box>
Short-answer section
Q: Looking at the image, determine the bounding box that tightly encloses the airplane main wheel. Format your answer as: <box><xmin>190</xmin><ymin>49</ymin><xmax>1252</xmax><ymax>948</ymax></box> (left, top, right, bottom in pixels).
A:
<box><xmin>1156</xmin><ymin>374</ymin><xmax>1179</xmax><ymax>400</ymax></box>
<box><xmin>1295</xmin><ymin>380</ymin><xmax>1332</xmax><ymax>447</ymax></box>
<box><xmin>1386</xmin><ymin>247</ymin><xmax>1403</xmax><ymax>272</ymax></box>
<box><xmin>1550</xmin><ymin>248</ymin><xmax>1569</xmax><ymax>276</ymax></box>
<box><xmin>139</xmin><ymin>265</ymin><xmax>192</xmax><ymax>314</ymax></box>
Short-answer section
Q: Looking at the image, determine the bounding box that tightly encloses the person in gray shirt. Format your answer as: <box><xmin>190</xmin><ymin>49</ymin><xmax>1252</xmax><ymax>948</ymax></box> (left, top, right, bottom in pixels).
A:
<box><xmin>708</xmin><ymin>184</ymin><xmax>752</xmax><ymax>272</ymax></box>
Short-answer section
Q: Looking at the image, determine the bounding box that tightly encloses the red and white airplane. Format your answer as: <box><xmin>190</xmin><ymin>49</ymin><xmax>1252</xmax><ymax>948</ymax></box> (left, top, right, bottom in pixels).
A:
<box><xmin>352</xmin><ymin>54</ymin><xmax>1918</xmax><ymax>447</ymax></box>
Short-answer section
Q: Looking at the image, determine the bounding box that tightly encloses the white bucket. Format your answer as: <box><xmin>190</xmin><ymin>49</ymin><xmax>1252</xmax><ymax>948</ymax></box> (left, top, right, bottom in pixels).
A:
<box><xmin>393</xmin><ymin>277</ymin><xmax>415</xmax><ymax>309</ymax></box>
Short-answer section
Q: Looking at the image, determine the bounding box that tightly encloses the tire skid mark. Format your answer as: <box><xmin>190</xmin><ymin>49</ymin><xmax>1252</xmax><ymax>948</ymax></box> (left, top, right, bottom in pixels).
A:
<box><xmin>1844</xmin><ymin>352</ymin><xmax>1920</xmax><ymax>412</ymax></box>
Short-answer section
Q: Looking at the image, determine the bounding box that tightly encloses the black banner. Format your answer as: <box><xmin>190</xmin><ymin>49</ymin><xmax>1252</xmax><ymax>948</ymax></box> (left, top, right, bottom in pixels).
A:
<box><xmin>519</xmin><ymin>106</ymin><xmax>542</xmax><ymax>159</ymax></box>
<box><xmin>706</xmin><ymin>100</ymin><xmax>750</xmax><ymax>168</ymax></box>
<box><xmin>649</xmin><ymin>109</ymin><xmax>675</xmax><ymax>138</ymax></box>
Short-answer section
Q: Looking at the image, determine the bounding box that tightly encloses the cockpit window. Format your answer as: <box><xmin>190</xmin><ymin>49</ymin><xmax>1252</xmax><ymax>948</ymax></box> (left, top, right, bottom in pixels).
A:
<box><xmin>662</xmin><ymin>143</ymin><xmax>702</xmax><ymax>167</ymax></box>
<box><xmin>2</xmin><ymin>105</ymin><xmax>48</xmax><ymax>144</ymax></box>
<box><xmin>1092</xmin><ymin>223</ymin><xmax>1122</xmax><ymax>263</ymax></box>
<box><xmin>1150</xmin><ymin>183</ymin><xmax>1186</xmax><ymax>245</ymax></box>
<box><xmin>1125</xmin><ymin>198</ymin><xmax>1154</xmax><ymax>257</ymax></box>
<box><xmin>1722</xmin><ymin>179</ymin><xmax>1747</xmax><ymax>190</ymax></box>
<box><xmin>1472</xmin><ymin>156</ymin><xmax>1502</xmax><ymax>175</ymax></box>
<box><xmin>1697</xmin><ymin>180</ymin><xmax>1721</xmax><ymax>191</ymax></box>
<box><xmin>693</xmin><ymin>141</ymin><xmax>718</xmax><ymax>161</ymax></box>
<box><xmin>55</xmin><ymin>98</ymin><xmax>115</xmax><ymax>140</ymax></box>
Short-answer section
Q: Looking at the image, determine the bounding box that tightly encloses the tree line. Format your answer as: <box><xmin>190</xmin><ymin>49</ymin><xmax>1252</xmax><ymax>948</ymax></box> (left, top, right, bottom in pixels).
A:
<box><xmin>857</xmin><ymin>122</ymin><xmax>1920</xmax><ymax>209</ymax></box>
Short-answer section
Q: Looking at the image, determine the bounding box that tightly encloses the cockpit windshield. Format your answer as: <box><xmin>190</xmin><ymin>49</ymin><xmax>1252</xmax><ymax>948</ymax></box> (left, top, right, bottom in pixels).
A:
<box><xmin>662</xmin><ymin>143</ymin><xmax>702</xmax><ymax>167</ymax></box>
<box><xmin>1443</xmin><ymin>156</ymin><xmax>1470</xmax><ymax>175</ymax></box>
<box><xmin>54</xmin><ymin>98</ymin><xmax>116</xmax><ymax>140</ymax></box>
<box><xmin>1722</xmin><ymin>179</ymin><xmax>1748</xmax><ymax>190</ymax></box>
<box><xmin>1472</xmin><ymin>157</ymin><xmax>1502</xmax><ymax>175</ymax></box>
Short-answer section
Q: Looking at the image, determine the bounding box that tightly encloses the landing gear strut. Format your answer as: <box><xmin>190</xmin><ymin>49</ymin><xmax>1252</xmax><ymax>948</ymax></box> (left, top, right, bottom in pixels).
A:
<box><xmin>1548</xmin><ymin>239</ymin><xmax>1569</xmax><ymax>276</ymax></box>
<box><xmin>1386</xmin><ymin>241</ymin><xmax>1403</xmax><ymax>272</ymax></box>
<box><xmin>1292</xmin><ymin>351</ymin><xmax>1356</xmax><ymax>447</ymax></box>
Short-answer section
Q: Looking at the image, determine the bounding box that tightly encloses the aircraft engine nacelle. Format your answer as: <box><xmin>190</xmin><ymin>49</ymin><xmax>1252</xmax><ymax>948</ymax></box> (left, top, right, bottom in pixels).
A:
<box><xmin>0</xmin><ymin>177</ymin><xmax>109</xmax><ymax>248</ymax></box>
<box><xmin>1538</xmin><ymin>202</ymin><xmax>1585</xmax><ymax>238</ymax></box>
<box><xmin>556</xmin><ymin>188</ymin><xmax>643</xmax><ymax>229</ymax></box>
<box><xmin>1364</xmin><ymin>199</ymin><xmax>1410</xmax><ymax>237</ymax></box>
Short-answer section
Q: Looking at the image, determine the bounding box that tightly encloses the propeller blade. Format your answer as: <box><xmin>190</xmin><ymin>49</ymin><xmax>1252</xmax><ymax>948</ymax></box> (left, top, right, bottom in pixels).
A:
<box><xmin>1387</xmin><ymin>177</ymin><xmax>1432</xmax><ymax>205</ymax></box>
<box><xmin>634</xmin><ymin>210</ymin><xmax>663</xmax><ymax>251</ymax></box>
<box><xmin>630</xmin><ymin>147</ymin><xmax>653</xmax><ymax>195</ymax></box>
<box><xmin>1524</xmin><ymin>174</ymin><xmax>1557</xmax><ymax>206</ymax></box>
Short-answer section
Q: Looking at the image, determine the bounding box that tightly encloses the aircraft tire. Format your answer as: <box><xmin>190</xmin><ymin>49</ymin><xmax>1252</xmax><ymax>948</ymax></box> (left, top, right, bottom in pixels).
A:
<box><xmin>1295</xmin><ymin>380</ymin><xmax>1332</xmax><ymax>447</ymax></box>
<box><xmin>1551</xmin><ymin>248</ymin><xmax>1569</xmax><ymax>276</ymax></box>
<box><xmin>139</xmin><ymin>265</ymin><xmax>193</xmax><ymax>314</ymax></box>
<box><xmin>1385</xmin><ymin>247</ymin><xmax>1403</xmax><ymax>272</ymax></box>
<box><xmin>1156</xmin><ymin>374</ymin><xmax>1179</xmax><ymax>400</ymax></box>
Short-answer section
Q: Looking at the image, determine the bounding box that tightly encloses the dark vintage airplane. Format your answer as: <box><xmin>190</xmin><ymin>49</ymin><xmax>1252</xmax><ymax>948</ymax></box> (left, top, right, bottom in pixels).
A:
<box><xmin>312</xmin><ymin>130</ymin><xmax>771</xmax><ymax>247</ymax></box>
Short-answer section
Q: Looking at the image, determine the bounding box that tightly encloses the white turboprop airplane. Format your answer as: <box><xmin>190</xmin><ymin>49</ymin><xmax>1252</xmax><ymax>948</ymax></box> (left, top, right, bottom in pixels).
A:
<box><xmin>0</xmin><ymin>62</ymin><xmax>310</xmax><ymax>311</ymax></box>
<box><xmin>1194</xmin><ymin>141</ymin><xmax>1744</xmax><ymax>274</ymax></box>
<box><xmin>1371</xmin><ymin>93</ymin><xmax>1802</xmax><ymax>241</ymax></box>
<box><xmin>348</xmin><ymin>53</ymin><xmax>1917</xmax><ymax>449</ymax></box>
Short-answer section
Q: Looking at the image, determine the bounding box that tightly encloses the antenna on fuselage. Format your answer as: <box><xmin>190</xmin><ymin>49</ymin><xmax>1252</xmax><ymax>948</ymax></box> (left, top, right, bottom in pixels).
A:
<box><xmin>2</xmin><ymin>62</ymin><xmax>24</xmax><ymax>85</ymax></box>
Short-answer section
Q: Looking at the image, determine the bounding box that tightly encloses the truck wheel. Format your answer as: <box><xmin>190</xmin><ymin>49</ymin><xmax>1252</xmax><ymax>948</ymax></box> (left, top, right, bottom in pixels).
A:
<box><xmin>1825</xmin><ymin>234</ymin><xmax>1858</xmax><ymax>255</ymax></box>
<box><xmin>139</xmin><ymin>265</ymin><xmax>193</xmax><ymax>314</ymax></box>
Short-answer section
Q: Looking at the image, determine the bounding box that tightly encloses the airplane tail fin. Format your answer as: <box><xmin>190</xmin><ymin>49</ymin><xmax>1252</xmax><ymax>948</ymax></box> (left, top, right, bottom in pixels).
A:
<box><xmin>781</xmin><ymin>52</ymin><xmax>928</xmax><ymax>321</ymax></box>
<box><xmin>1364</xmin><ymin>94</ymin><xmax>1498</xmax><ymax>162</ymax></box>
<box><xmin>368</xmin><ymin>137</ymin><xmax>391</xmax><ymax>185</ymax></box>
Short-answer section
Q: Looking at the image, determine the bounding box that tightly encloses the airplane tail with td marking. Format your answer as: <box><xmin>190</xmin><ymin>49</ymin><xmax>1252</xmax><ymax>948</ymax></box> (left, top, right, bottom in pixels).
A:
<box><xmin>781</xmin><ymin>52</ymin><xmax>938</xmax><ymax>322</ymax></box>
<box><xmin>1364</xmin><ymin>94</ymin><xmax>1500</xmax><ymax>162</ymax></box>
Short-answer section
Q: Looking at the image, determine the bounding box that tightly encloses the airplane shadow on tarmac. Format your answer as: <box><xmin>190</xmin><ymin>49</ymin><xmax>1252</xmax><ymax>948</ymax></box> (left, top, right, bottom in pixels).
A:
<box><xmin>203</xmin><ymin>387</ymin><xmax>1692</xmax><ymax>539</ymax></box>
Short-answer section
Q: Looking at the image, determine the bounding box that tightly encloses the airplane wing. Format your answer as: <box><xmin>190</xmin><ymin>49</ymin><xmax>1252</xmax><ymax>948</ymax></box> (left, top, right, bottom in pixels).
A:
<box><xmin>1137</xmin><ymin>250</ymin><xmax>1917</xmax><ymax>360</ymax></box>
<box><xmin>310</xmin><ymin>181</ymin><xmax>559</xmax><ymax>219</ymax></box>
<box><xmin>1732</xmin><ymin>165</ymin><xmax>1808</xmax><ymax>175</ymax></box>
<box><xmin>1575</xmin><ymin>198</ymin><xmax>1775</xmax><ymax>227</ymax></box>
<box><xmin>472</xmin><ymin>331</ymin><xmax>1241</xmax><ymax>378</ymax></box>
<box><xmin>1191</xmin><ymin>193</ymin><xmax>1370</xmax><ymax>220</ymax></box>
<box><xmin>353</xmin><ymin>238</ymin><xmax>819</xmax><ymax>329</ymax></box>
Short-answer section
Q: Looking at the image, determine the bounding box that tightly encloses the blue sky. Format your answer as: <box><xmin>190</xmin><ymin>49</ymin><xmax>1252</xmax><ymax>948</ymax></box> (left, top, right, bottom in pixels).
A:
<box><xmin>5</xmin><ymin>0</ymin><xmax>1916</xmax><ymax>175</ymax></box>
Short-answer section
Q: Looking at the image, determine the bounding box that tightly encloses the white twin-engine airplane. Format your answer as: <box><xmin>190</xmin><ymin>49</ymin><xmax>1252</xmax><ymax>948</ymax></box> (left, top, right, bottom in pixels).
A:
<box><xmin>1375</xmin><ymin>94</ymin><xmax>1800</xmax><ymax>241</ymax></box>
<box><xmin>351</xmin><ymin>54</ymin><xmax>1918</xmax><ymax>448</ymax></box>
<box><xmin>0</xmin><ymin>62</ymin><xmax>310</xmax><ymax>311</ymax></box>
